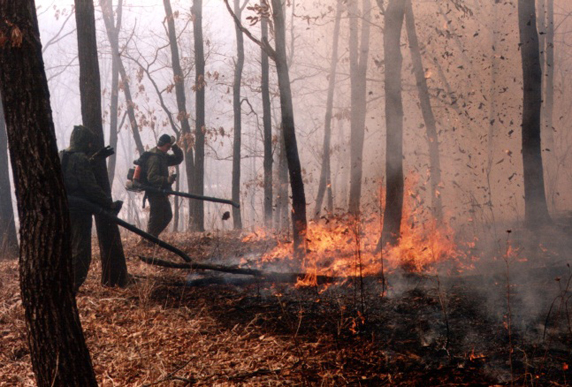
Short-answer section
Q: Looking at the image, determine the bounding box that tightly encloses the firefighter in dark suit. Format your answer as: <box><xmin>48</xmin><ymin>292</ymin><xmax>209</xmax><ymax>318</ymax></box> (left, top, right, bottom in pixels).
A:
<box><xmin>60</xmin><ymin>125</ymin><xmax>121</xmax><ymax>292</ymax></box>
<box><xmin>142</xmin><ymin>134</ymin><xmax>183</xmax><ymax>238</ymax></box>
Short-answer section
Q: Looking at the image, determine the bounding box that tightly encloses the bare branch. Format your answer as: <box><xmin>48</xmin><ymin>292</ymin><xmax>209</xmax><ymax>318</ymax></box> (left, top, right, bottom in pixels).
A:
<box><xmin>240</xmin><ymin>0</ymin><xmax>250</xmax><ymax>12</ymax></box>
<box><xmin>223</xmin><ymin>0</ymin><xmax>277</xmax><ymax>61</ymax></box>
<box><xmin>124</xmin><ymin>51</ymin><xmax>182</xmax><ymax>137</ymax></box>
<box><xmin>41</xmin><ymin>8</ymin><xmax>75</xmax><ymax>54</ymax></box>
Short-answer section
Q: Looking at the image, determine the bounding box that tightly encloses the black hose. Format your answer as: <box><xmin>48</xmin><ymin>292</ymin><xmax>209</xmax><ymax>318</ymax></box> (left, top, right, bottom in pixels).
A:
<box><xmin>67</xmin><ymin>196</ymin><xmax>192</xmax><ymax>262</ymax></box>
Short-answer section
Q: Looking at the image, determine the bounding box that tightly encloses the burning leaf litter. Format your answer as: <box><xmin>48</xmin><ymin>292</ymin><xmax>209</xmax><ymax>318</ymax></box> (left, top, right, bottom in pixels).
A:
<box><xmin>2</xmin><ymin>217</ymin><xmax>572</xmax><ymax>385</ymax></box>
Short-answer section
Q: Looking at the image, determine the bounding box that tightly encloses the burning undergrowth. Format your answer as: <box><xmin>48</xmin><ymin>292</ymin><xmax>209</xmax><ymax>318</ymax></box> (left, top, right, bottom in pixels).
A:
<box><xmin>242</xmin><ymin>182</ymin><xmax>477</xmax><ymax>285</ymax></box>
<box><xmin>3</xmin><ymin>185</ymin><xmax>572</xmax><ymax>385</ymax></box>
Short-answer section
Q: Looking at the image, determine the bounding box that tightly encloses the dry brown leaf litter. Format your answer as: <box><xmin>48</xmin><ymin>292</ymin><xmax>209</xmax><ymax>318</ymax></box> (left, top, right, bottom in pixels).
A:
<box><xmin>1</xmin><ymin>230</ymin><xmax>572</xmax><ymax>386</ymax></box>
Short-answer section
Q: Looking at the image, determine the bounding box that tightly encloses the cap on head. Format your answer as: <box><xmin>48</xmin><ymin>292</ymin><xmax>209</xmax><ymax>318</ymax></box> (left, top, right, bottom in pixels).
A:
<box><xmin>157</xmin><ymin>134</ymin><xmax>172</xmax><ymax>147</ymax></box>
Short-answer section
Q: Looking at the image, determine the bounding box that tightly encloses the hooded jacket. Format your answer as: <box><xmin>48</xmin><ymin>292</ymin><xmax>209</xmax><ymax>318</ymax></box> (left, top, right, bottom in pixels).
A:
<box><xmin>61</xmin><ymin>125</ymin><xmax>113</xmax><ymax>209</ymax></box>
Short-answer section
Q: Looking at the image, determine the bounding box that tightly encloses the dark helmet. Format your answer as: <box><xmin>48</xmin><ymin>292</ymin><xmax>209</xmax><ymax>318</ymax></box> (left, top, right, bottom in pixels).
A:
<box><xmin>157</xmin><ymin>134</ymin><xmax>173</xmax><ymax>147</ymax></box>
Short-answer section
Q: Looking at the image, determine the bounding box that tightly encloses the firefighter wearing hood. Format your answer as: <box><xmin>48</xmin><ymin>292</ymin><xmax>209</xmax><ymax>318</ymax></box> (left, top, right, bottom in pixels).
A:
<box><xmin>60</xmin><ymin>125</ymin><xmax>121</xmax><ymax>293</ymax></box>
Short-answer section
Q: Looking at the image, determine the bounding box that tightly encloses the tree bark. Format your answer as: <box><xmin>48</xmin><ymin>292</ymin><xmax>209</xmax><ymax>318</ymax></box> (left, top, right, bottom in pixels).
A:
<box><xmin>118</xmin><ymin>56</ymin><xmax>145</xmax><ymax>155</ymax></box>
<box><xmin>518</xmin><ymin>0</ymin><xmax>550</xmax><ymax>226</ymax></box>
<box><xmin>261</xmin><ymin>4</ymin><xmax>273</xmax><ymax>228</ymax></box>
<box><xmin>0</xmin><ymin>2</ymin><xmax>97</xmax><ymax>385</ymax></box>
<box><xmin>271</xmin><ymin>0</ymin><xmax>307</xmax><ymax>259</ymax></box>
<box><xmin>100</xmin><ymin>0</ymin><xmax>123</xmax><ymax>187</ymax></box>
<box><xmin>75</xmin><ymin>0</ymin><xmax>129</xmax><ymax>286</ymax></box>
<box><xmin>543</xmin><ymin>0</ymin><xmax>556</xmax><ymax>208</ymax></box>
<box><xmin>314</xmin><ymin>0</ymin><xmax>342</xmax><ymax>219</ymax></box>
<box><xmin>404</xmin><ymin>0</ymin><xmax>442</xmax><ymax>221</ymax></box>
<box><xmin>0</xmin><ymin>97</ymin><xmax>18</xmax><ymax>257</ymax></box>
<box><xmin>163</xmin><ymin>0</ymin><xmax>196</xmax><ymax>231</ymax></box>
<box><xmin>381</xmin><ymin>0</ymin><xmax>406</xmax><ymax>247</ymax></box>
<box><xmin>347</xmin><ymin>0</ymin><xmax>371</xmax><ymax>215</ymax></box>
<box><xmin>545</xmin><ymin>0</ymin><xmax>554</xmax><ymax>152</ymax></box>
<box><xmin>192</xmin><ymin>0</ymin><xmax>205</xmax><ymax>231</ymax></box>
<box><xmin>231</xmin><ymin>0</ymin><xmax>247</xmax><ymax>229</ymax></box>
<box><xmin>275</xmin><ymin>133</ymin><xmax>290</xmax><ymax>231</ymax></box>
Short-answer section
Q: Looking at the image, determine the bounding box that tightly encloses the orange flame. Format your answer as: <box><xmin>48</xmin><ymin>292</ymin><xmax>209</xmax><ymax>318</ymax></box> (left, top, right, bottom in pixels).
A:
<box><xmin>244</xmin><ymin>178</ymin><xmax>476</xmax><ymax>286</ymax></box>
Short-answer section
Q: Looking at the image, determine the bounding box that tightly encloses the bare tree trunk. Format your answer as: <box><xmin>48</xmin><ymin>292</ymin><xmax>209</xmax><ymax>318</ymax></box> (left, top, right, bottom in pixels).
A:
<box><xmin>231</xmin><ymin>0</ymin><xmax>248</xmax><ymax>229</ymax></box>
<box><xmin>0</xmin><ymin>98</ymin><xmax>18</xmax><ymax>257</ymax></box>
<box><xmin>163</xmin><ymin>0</ymin><xmax>196</xmax><ymax>231</ymax></box>
<box><xmin>543</xmin><ymin>0</ymin><xmax>557</xmax><ymax>208</ymax></box>
<box><xmin>537</xmin><ymin>0</ymin><xmax>546</xmax><ymax>80</ymax></box>
<box><xmin>100</xmin><ymin>0</ymin><xmax>123</xmax><ymax>187</ymax></box>
<box><xmin>271</xmin><ymin>0</ymin><xmax>307</xmax><ymax>259</ymax></box>
<box><xmin>348</xmin><ymin>0</ymin><xmax>371</xmax><ymax>215</ymax></box>
<box><xmin>261</xmin><ymin>5</ymin><xmax>273</xmax><ymax>228</ymax></box>
<box><xmin>75</xmin><ymin>0</ymin><xmax>129</xmax><ymax>287</ymax></box>
<box><xmin>338</xmin><ymin>116</ymin><xmax>349</xmax><ymax>209</ymax></box>
<box><xmin>518</xmin><ymin>0</ymin><xmax>550</xmax><ymax>226</ymax></box>
<box><xmin>404</xmin><ymin>0</ymin><xmax>442</xmax><ymax>221</ymax></box>
<box><xmin>275</xmin><ymin>133</ymin><xmax>290</xmax><ymax>232</ymax></box>
<box><xmin>314</xmin><ymin>0</ymin><xmax>342</xmax><ymax>219</ymax></box>
<box><xmin>118</xmin><ymin>58</ymin><xmax>144</xmax><ymax>155</ymax></box>
<box><xmin>381</xmin><ymin>0</ymin><xmax>406</xmax><ymax>247</ymax></box>
<box><xmin>100</xmin><ymin>3</ymin><xmax>144</xmax><ymax>157</ymax></box>
<box><xmin>0</xmin><ymin>2</ymin><xmax>97</xmax><ymax>384</ymax></box>
<box><xmin>485</xmin><ymin>2</ymin><xmax>499</xmax><ymax>226</ymax></box>
<box><xmin>192</xmin><ymin>0</ymin><xmax>205</xmax><ymax>232</ymax></box>
<box><xmin>173</xmin><ymin>165</ymin><xmax>180</xmax><ymax>232</ymax></box>
<box><xmin>545</xmin><ymin>0</ymin><xmax>554</xmax><ymax>152</ymax></box>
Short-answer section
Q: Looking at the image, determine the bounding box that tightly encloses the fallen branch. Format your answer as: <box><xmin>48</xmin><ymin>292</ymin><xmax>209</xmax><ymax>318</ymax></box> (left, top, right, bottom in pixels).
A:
<box><xmin>138</xmin><ymin>256</ymin><xmax>339</xmax><ymax>285</ymax></box>
<box><xmin>139</xmin><ymin>256</ymin><xmax>266</xmax><ymax>276</ymax></box>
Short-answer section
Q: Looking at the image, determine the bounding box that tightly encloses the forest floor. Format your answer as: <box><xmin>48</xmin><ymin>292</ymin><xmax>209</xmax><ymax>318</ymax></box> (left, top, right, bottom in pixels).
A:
<box><xmin>1</xmin><ymin>223</ymin><xmax>572</xmax><ymax>386</ymax></box>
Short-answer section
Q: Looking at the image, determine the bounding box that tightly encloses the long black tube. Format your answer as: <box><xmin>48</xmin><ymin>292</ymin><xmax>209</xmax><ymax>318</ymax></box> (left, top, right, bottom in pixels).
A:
<box><xmin>162</xmin><ymin>188</ymin><xmax>240</xmax><ymax>208</ymax></box>
<box><xmin>67</xmin><ymin>196</ymin><xmax>192</xmax><ymax>262</ymax></box>
<box><xmin>133</xmin><ymin>183</ymin><xmax>240</xmax><ymax>208</ymax></box>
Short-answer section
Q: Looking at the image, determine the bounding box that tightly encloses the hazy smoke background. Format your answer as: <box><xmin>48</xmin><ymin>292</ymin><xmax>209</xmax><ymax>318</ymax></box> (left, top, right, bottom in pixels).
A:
<box><xmin>17</xmin><ymin>0</ymin><xmax>572</xmax><ymax>237</ymax></box>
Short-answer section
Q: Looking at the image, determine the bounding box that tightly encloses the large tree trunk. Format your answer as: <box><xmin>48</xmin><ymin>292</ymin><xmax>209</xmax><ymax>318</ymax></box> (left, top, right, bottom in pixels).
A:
<box><xmin>271</xmin><ymin>0</ymin><xmax>307</xmax><ymax>259</ymax></box>
<box><xmin>0</xmin><ymin>2</ymin><xmax>97</xmax><ymax>385</ymax></box>
<box><xmin>100</xmin><ymin>0</ymin><xmax>123</xmax><ymax>187</ymax></box>
<box><xmin>0</xmin><ymin>98</ymin><xmax>18</xmax><ymax>257</ymax></box>
<box><xmin>275</xmin><ymin>133</ymin><xmax>290</xmax><ymax>231</ymax></box>
<box><xmin>347</xmin><ymin>0</ymin><xmax>371</xmax><ymax>215</ymax></box>
<box><xmin>231</xmin><ymin>0</ymin><xmax>247</xmax><ymax>229</ymax></box>
<box><xmin>381</xmin><ymin>0</ymin><xmax>406</xmax><ymax>247</ymax></box>
<box><xmin>518</xmin><ymin>0</ymin><xmax>550</xmax><ymax>226</ymax></box>
<box><xmin>75</xmin><ymin>0</ymin><xmax>129</xmax><ymax>287</ymax></box>
<box><xmin>545</xmin><ymin>0</ymin><xmax>554</xmax><ymax>154</ymax></box>
<box><xmin>314</xmin><ymin>0</ymin><xmax>342</xmax><ymax>219</ymax></box>
<box><xmin>545</xmin><ymin>0</ymin><xmax>554</xmax><ymax>148</ymax></box>
<box><xmin>192</xmin><ymin>0</ymin><xmax>206</xmax><ymax>231</ymax></box>
<box><xmin>404</xmin><ymin>0</ymin><xmax>442</xmax><ymax>221</ymax></box>
<box><xmin>543</xmin><ymin>0</ymin><xmax>556</xmax><ymax>208</ymax></box>
<box><xmin>261</xmin><ymin>4</ymin><xmax>273</xmax><ymax>228</ymax></box>
<box><xmin>163</xmin><ymin>0</ymin><xmax>196</xmax><ymax>231</ymax></box>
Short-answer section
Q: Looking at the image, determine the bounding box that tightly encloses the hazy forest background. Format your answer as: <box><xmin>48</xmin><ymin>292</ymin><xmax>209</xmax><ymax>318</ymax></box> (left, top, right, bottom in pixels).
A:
<box><xmin>4</xmin><ymin>0</ymin><xmax>572</xmax><ymax>385</ymax></box>
<box><xmin>3</xmin><ymin>0</ymin><xmax>572</xmax><ymax>242</ymax></box>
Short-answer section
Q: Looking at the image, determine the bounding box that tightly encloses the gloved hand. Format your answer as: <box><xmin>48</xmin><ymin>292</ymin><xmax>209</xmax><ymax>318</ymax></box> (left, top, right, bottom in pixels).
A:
<box><xmin>167</xmin><ymin>174</ymin><xmax>177</xmax><ymax>184</ymax></box>
<box><xmin>169</xmin><ymin>135</ymin><xmax>178</xmax><ymax>148</ymax></box>
<box><xmin>91</xmin><ymin>145</ymin><xmax>115</xmax><ymax>162</ymax></box>
<box><xmin>110</xmin><ymin>200</ymin><xmax>123</xmax><ymax>215</ymax></box>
